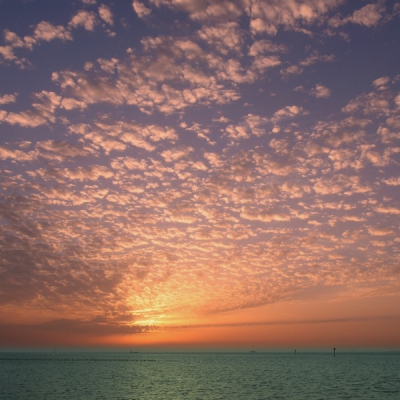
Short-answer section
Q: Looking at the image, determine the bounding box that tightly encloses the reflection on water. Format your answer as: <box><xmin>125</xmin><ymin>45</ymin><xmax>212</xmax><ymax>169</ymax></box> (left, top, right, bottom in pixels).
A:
<box><xmin>1</xmin><ymin>352</ymin><xmax>400</xmax><ymax>399</ymax></box>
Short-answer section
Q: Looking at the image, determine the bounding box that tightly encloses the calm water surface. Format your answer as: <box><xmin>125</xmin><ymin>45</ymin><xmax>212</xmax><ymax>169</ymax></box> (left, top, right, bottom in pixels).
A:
<box><xmin>1</xmin><ymin>351</ymin><xmax>399</xmax><ymax>399</ymax></box>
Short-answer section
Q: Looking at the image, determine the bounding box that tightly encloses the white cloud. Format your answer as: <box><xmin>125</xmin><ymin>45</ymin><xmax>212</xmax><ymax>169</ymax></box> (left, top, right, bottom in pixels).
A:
<box><xmin>119</xmin><ymin>132</ymin><xmax>155</xmax><ymax>151</ymax></box>
<box><xmin>198</xmin><ymin>22</ymin><xmax>243</xmax><ymax>55</ymax></box>
<box><xmin>375</xmin><ymin>206</ymin><xmax>400</xmax><ymax>215</ymax></box>
<box><xmin>32</xmin><ymin>91</ymin><xmax>62</xmax><ymax>122</ymax></box>
<box><xmin>342</xmin><ymin>91</ymin><xmax>391</xmax><ymax>115</ymax></box>
<box><xmin>0</xmin><ymin>45</ymin><xmax>16</xmax><ymax>61</ymax></box>
<box><xmin>98</xmin><ymin>4</ymin><xmax>114</xmax><ymax>25</ymax></box>
<box><xmin>133</xmin><ymin>1</ymin><xmax>152</xmax><ymax>18</ymax></box>
<box><xmin>249</xmin><ymin>0</ymin><xmax>343</xmax><ymax>35</ymax></box>
<box><xmin>280</xmin><ymin>65</ymin><xmax>304</xmax><ymax>76</ymax></box>
<box><xmin>368</xmin><ymin>227</ymin><xmax>394</xmax><ymax>236</ymax></box>
<box><xmin>0</xmin><ymin>93</ymin><xmax>17</xmax><ymax>105</ymax></box>
<box><xmin>69</xmin><ymin>10</ymin><xmax>97</xmax><ymax>31</ymax></box>
<box><xmin>372</xmin><ymin>76</ymin><xmax>391</xmax><ymax>90</ymax></box>
<box><xmin>273</xmin><ymin>105</ymin><xmax>303</xmax><ymax>121</ymax></box>
<box><xmin>240</xmin><ymin>207</ymin><xmax>291</xmax><ymax>222</ymax></box>
<box><xmin>345</xmin><ymin>2</ymin><xmax>386</xmax><ymax>27</ymax></box>
<box><xmin>311</xmin><ymin>84</ymin><xmax>331</xmax><ymax>98</ymax></box>
<box><xmin>161</xmin><ymin>146</ymin><xmax>193</xmax><ymax>162</ymax></box>
<box><xmin>248</xmin><ymin>40</ymin><xmax>288</xmax><ymax>56</ymax></box>
<box><xmin>252</xmin><ymin>56</ymin><xmax>281</xmax><ymax>72</ymax></box>
<box><xmin>383</xmin><ymin>177</ymin><xmax>400</xmax><ymax>186</ymax></box>
<box><xmin>226</xmin><ymin>124</ymin><xmax>249</xmax><ymax>140</ymax></box>
<box><xmin>52</xmin><ymin>41</ymin><xmax>243</xmax><ymax>114</ymax></box>
<box><xmin>299</xmin><ymin>52</ymin><xmax>335</xmax><ymax>67</ymax></box>
<box><xmin>3</xmin><ymin>111</ymin><xmax>47</xmax><ymax>127</ymax></box>
<box><xmin>36</xmin><ymin>140</ymin><xmax>90</xmax><ymax>159</ymax></box>
<box><xmin>4</xmin><ymin>30</ymin><xmax>36</xmax><ymax>50</ymax></box>
<box><xmin>60</xmin><ymin>98</ymin><xmax>88</xmax><ymax>110</ymax></box>
<box><xmin>0</xmin><ymin>146</ymin><xmax>37</xmax><ymax>161</ymax></box>
<box><xmin>34</xmin><ymin>21</ymin><xmax>72</xmax><ymax>41</ymax></box>
<box><xmin>49</xmin><ymin>165</ymin><xmax>114</xmax><ymax>181</ymax></box>
<box><xmin>141</xmin><ymin>125</ymin><xmax>178</xmax><ymax>142</ymax></box>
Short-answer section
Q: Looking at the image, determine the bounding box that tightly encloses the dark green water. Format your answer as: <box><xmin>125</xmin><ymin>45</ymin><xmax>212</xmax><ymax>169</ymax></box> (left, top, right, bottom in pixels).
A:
<box><xmin>1</xmin><ymin>351</ymin><xmax>399</xmax><ymax>399</ymax></box>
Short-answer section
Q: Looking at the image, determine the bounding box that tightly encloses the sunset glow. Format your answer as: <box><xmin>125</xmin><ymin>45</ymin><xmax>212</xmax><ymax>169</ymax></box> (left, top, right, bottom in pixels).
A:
<box><xmin>0</xmin><ymin>0</ymin><xmax>400</xmax><ymax>349</ymax></box>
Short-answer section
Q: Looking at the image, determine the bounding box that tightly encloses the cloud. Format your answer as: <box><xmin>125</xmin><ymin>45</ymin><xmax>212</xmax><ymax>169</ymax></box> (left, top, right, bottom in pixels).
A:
<box><xmin>374</xmin><ymin>206</ymin><xmax>400</xmax><ymax>215</ymax></box>
<box><xmin>98</xmin><ymin>4</ymin><xmax>114</xmax><ymax>25</ymax></box>
<box><xmin>133</xmin><ymin>1</ymin><xmax>152</xmax><ymax>18</ymax></box>
<box><xmin>150</xmin><ymin>0</ymin><xmax>342</xmax><ymax>30</ymax></box>
<box><xmin>280</xmin><ymin>65</ymin><xmax>304</xmax><ymax>76</ymax></box>
<box><xmin>342</xmin><ymin>91</ymin><xmax>391</xmax><ymax>115</ymax></box>
<box><xmin>248</xmin><ymin>40</ymin><xmax>288</xmax><ymax>56</ymax></box>
<box><xmin>383</xmin><ymin>177</ymin><xmax>400</xmax><ymax>186</ymax></box>
<box><xmin>2</xmin><ymin>111</ymin><xmax>48</xmax><ymax>128</ymax></box>
<box><xmin>51</xmin><ymin>39</ymin><xmax>242</xmax><ymax>114</ymax></box>
<box><xmin>120</xmin><ymin>132</ymin><xmax>155</xmax><ymax>151</ymax></box>
<box><xmin>1</xmin><ymin>90</ymin><xmax>63</xmax><ymax>127</ymax></box>
<box><xmin>272</xmin><ymin>105</ymin><xmax>304</xmax><ymax>122</ymax></box>
<box><xmin>36</xmin><ymin>165</ymin><xmax>114</xmax><ymax>182</ymax></box>
<box><xmin>225</xmin><ymin>114</ymin><xmax>271</xmax><ymax>140</ymax></box>
<box><xmin>168</xmin><ymin>315</ymin><xmax>400</xmax><ymax>330</ymax></box>
<box><xmin>166</xmin><ymin>214</ymin><xmax>198</xmax><ymax>224</ymax></box>
<box><xmin>161</xmin><ymin>146</ymin><xmax>193</xmax><ymax>162</ymax></box>
<box><xmin>372</xmin><ymin>76</ymin><xmax>391</xmax><ymax>90</ymax></box>
<box><xmin>240</xmin><ymin>207</ymin><xmax>291</xmax><ymax>222</ymax></box>
<box><xmin>311</xmin><ymin>84</ymin><xmax>331</xmax><ymax>98</ymax></box>
<box><xmin>69</xmin><ymin>10</ymin><xmax>98</xmax><ymax>31</ymax></box>
<box><xmin>252</xmin><ymin>55</ymin><xmax>281</xmax><ymax>72</ymax></box>
<box><xmin>226</xmin><ymin>124</ymin><xmax>250</xmax><ymax>140</ymax></box>
<box><xmin>283</xmin><ymin>51</ymin><xmax>334</xmax><ymax>77</ymax></box>
<box><xmin>368</xmin><ymin>227</ymin><xmax>394</xmax><ymax>236</ymax></box>
<box><xmin>313</xmin><ymin>174</ymin><xmax>359</xmax><ymax>195</ymax></box>
<box><xmin>345</xmin><ymin>2</ymin><xmax>386</xmax><ymax>27</ymax></box>
<box><xmin>36</xmin><ymin>140</ymin><xmax>91</xmax><ymax>159</ymax></box>
<box><xmin>4</xmin><ymin>30</ymin><xmax>36</xmax><ymax>50</ymax></box>
<box><xmin>60</xmin><ymin>97</ymin><xmax>88</xmax><ymax>110</ymax></box>
<box><xmin>0</xmin><ymin>146</ymin><xmax>37</xmax><ymax>161</ymax></box>
<box><xmin>0</xmin><ymin>45</ymin><xmax>16</xmax><ymax>62</ymax></box>
<box><xmin>329</xmin><ymin>1</ymin><xmax>387</xmax><ymax>28</ymax></box>
<box><xmin>160</xmin><ymin>0</ymin><xmax>242</xmax><ymax>22</ymax></box>
<box><xmin>249</xmin><ymin>0</ymin><xmax>343</xmax><ymax>35</ymax></box>
<box><xmin>141</xmin><ymin>125</ymin><xmax>178</xmax><ymax>142</ymax></box>
<box><xmin>198</xmin><ymin>22</ymin><xmax>243</xmax><ymax>55</ymax></box>
<box><xmin>299</xmin><ymin>51</ymin><xmax>335</xmax><ymax>66</ymax></box>
<box><xmin>204</xmin><ymin>152</ymin><xmax>223</xmax><ymax>168</ymax></box>
<box><xmin>1</xmin><ymin>1</ymin><xmax>400</xmax><ymax>343</ymax></box>
<box><xmin>0</xmin><ymin>93</ymin><xmax>17</xmax><ymax>105</ymax></box>
<box><xmin>34</xmin><ymin>21</ymin><xmax>72</xmax><ymax>41</ymax></box>
<box><xmin>32</xmin><ymin>91</ymin><xmax>62</xmax><ymax>121</ymax></box>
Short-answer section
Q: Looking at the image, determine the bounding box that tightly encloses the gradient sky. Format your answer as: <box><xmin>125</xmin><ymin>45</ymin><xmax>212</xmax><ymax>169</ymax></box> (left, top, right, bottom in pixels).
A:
<box><xmin>1</xmin><ymin>0</ymin><xmax>400</xmax><ymax>349</ymax></box>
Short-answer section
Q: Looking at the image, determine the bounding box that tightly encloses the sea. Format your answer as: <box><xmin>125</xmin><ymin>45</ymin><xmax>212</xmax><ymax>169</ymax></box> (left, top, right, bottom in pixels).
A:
<box><xmin>1</xmin><ymin>351</ymin><xmax>399</xmax><ymax>399</ymax></box>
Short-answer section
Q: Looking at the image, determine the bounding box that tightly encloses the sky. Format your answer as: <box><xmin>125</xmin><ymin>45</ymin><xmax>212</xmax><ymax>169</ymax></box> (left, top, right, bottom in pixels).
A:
<box><xmin>0</xmin><ymin>0</ymin><xmax>400</xmax><ymax>350</ymax></box>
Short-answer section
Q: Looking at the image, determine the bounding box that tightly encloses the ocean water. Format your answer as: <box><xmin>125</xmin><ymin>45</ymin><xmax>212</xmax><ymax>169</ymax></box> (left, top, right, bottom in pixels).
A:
<box><xmin>1</xmin><ymin>351</ymin><xmax>399</xmax><ymax>399</ymax></box>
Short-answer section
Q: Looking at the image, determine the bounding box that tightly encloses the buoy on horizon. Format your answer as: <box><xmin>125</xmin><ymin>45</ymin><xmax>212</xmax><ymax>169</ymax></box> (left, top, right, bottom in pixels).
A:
<box><xmin>333</xmin><ymin>347</ymin><xmax>336</xmax><ymax>357</ymax></box>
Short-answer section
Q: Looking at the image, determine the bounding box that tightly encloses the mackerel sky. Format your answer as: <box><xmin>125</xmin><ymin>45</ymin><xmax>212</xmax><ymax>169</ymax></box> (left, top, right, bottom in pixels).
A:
<box><xmin>0</xmin><ymin>0</ymin><xmax>400</xmax><ymax>347</ymax></box>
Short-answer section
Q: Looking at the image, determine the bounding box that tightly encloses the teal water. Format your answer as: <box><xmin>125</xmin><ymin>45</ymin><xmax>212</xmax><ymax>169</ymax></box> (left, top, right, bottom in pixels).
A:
<box><xmin>1</xmin><ymin>351</ymin><xmax>399</xmax><ymax>399</ymax></box>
